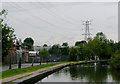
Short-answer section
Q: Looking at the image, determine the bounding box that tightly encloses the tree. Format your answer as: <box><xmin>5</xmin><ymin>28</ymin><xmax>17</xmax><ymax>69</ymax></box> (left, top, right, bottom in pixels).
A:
<box><xmin>92</xmin><ymin>32</ymin><xmax>109</xmax><ymax>59</ymax></box>
<box><xmin>61</xmin><ymin>46</ymin><xmax>69</xmax><ymax>56</ymax></box>
<box><xmin>78</xmin><ymin>43</ymin><xmax>85</xmax><ymax>60</ymax></box>
<box><xmin>75</xmin><ymin>41</ymin><xmax>86</xmax><ymax>46</ymax></box>
<box><xmin>22</xmin><ymin>42</ymin><xmax>33</xmax><ymax>50</ymax></box>
<box><xmin>84</xmin><ymin>38</ymin><xmax>95</xmax><ymax>60</ymax></box>
<box><xmin>116</xmin><ymin>41</ymin><xmax>120</xmax><ymax>50</ymax></box>
<box><xmin>24</xmin><ymin>37</ymin><xmax>34</xmax><ymax>45</ymax></box>
<box><xmin>69</xmin><ymin>47</ymin><xmax>79</xmax><ymax>61</ymax></box>
<box><xmin>23</xmin><ymin>37</ymin><xmax>34</xmax><ymax>50</ymax></box>
<box><xmin>1</xmin><ymin>10</ymin><xmax>16</xmax><ymax>63</ymax></box>
<box><xmin>60</xmin><ymin>46</ymin><xmax>69</xmax><ymax>61</ymax></box>
<box><xmin>92</xmin><ymin>36</ymin><xmax>102</xmax><ymax>58</ymax></box>
<box><xmin>103</xmin><ymin>42</ymin><xmax>113</xmax><ymax>59</ymax></box>
<box><xmin>43</xmin><ymin>44</ymin><xmax>48</xmax><ymax>47</ymax></box>
<box><xmin>49</xmin><ymin>44</ymin><xmax>61</xmax><ymax>55</ymax></box>
<box><xmin>38</xmin><ymin>48</ymin><xmax>49</xmax><ymax>62</ymax></box>
<box><xmin>49</xmin><ymin>44</ymin><xmax>61</xmax><ymax>61</ymax></box>
<box><xmin>62</xmin><ymin>42</ymin><xmax>68</xmax><ymax>46</ymax></box>
<box><xmin>39</xmin><ymin>48</ymin><xmax>49</xmax><ymax>55</ymax></box>
<box><xmin>79</xmin><ymin>32</ymin><xmax>113</xmax><ymax>60</ymax></box>
<box><xmin>95</xmin><ymin>32</ymin><xmax>107</xmax><ymax>43</ymax></box>
<box><xmin>111</xmin><ymin>50</ymin><xmax>120</xmax><ymax>69</ymax></box>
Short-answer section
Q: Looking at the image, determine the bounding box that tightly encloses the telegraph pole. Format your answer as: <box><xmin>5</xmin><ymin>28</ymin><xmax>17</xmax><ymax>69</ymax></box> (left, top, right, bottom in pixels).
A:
<box><xmin>82</xmin><ymin>20</ymin><xmax>92</xmax><ymax>41</ymax></box>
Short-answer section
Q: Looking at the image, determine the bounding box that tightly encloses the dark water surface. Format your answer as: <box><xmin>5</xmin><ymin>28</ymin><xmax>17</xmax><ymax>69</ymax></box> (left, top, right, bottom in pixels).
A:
<box><xmin>36</xmin><ymin>62</ymin><xmax>120</xmax><ymax>82</ymax></box>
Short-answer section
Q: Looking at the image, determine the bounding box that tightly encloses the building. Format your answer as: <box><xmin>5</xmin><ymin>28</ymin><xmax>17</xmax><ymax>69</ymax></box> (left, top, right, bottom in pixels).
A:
<box><xmin>5</xmin><ymin>39</ymin><xmax>30</xmax><ymax>64</ymax></box>
<box><xmin>34</xmin><ymin>45</ymin><xmax>52</xmax><ymax>51</ymax></box>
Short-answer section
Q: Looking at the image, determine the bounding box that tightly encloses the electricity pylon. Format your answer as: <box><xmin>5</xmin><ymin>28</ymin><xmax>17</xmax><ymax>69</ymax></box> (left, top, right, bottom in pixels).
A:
<box><xmin>82</xmin><ymin>20</ymin><xmax>92</xmax><ymax>41</ymax></box>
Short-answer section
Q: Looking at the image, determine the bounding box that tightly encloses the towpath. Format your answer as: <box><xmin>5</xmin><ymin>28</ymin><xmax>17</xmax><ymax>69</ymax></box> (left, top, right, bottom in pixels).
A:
<box><xmin>1</xmin><ymin>63</ymin><xmax>68</xmax><ymax>83</ymax></box>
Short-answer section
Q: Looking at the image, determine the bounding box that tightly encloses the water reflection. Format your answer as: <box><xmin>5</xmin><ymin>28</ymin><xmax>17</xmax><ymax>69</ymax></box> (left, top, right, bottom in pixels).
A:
<box><xmin>69</xmin><ymin>63</ymin><xmax>108</xmax><ymax>82</ymax></box>
<box><xmin>109</xmin><ymin>67</ymin><xmax>120</xmax><ymax>82</ymax></box>
<box><xmin>38</xmin><ymin>62</ymin><xmax>120</xmax><ymax>82</ymax></box>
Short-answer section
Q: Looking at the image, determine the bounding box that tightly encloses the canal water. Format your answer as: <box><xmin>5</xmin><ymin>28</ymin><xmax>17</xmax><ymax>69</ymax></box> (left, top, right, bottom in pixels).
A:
<box><xmin>36</xmin><ymin>62</ymin><xmax>120</xmax><ymax>83</ymax></box>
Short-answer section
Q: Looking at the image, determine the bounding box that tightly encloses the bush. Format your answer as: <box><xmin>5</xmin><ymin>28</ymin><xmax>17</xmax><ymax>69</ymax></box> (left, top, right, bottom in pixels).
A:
<box><xmin>111</xmin><ymin>50</ymin><xmax>120</xmax><ymax>69</ymax></box>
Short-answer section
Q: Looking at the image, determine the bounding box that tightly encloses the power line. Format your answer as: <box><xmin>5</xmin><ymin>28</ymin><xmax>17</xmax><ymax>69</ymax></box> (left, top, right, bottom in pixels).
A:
<box><xmin>10</xmin><ymin>2</ymin><xmax>80</xmax><ymax>34</ymax></box>
<box><xmin>4</xmin><ymin>2</ymin><xmax>64</xmax><ymax>36</ymax></box>
<box><xmin>36</xmin><ymin>2</ymin><xmax>82</xmax><ymax>28</ymax></box>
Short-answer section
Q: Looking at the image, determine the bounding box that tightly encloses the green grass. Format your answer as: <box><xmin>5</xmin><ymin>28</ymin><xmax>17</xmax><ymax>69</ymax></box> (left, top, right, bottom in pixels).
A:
<box><xmin>1</xmin><ymin>62</ymin><xmax>61</xmax><ymax>79</ymax></box>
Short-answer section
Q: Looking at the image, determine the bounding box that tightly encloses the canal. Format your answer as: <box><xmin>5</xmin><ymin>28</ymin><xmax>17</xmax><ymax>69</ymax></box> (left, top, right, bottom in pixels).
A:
<box><xmin>36</xmin><ymin>62</ymin><xmax>120</xmax><ymax>83</ymax></box>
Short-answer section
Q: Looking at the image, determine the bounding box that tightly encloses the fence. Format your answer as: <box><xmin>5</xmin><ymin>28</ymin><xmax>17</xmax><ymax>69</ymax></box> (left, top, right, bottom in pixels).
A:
<box><xmin>3</xmin><ymin>50</ymin><xmax>29</xmax><ymax>65</ymax></box>
<box><xmin>3</xmin><ymin>52</ymin><xmax>70</xmax><ymax>65</ymax></box>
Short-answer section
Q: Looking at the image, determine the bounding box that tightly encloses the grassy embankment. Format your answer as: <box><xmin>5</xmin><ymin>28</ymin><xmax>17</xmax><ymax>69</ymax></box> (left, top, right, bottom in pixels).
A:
<box><xmin>0</xmin><ymin>60</ymin><xmax>106</xmax><ymax>79</ymax></box>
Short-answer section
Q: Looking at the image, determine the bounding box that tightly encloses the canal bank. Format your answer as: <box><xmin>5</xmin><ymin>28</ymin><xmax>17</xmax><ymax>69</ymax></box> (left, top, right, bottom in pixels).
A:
<box><xmin>38</xmin><ymin>61</ymin><xmax>120</xmax><ymax>82</ymax></box>
<box><xmin>2</xmin><ymin>60</ymin><xmax>107</xmax><ymax>84</ymax></box>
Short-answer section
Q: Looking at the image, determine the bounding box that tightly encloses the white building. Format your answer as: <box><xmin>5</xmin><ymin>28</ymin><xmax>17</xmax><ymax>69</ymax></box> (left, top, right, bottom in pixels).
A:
<box><xmin>29</xmin><ymin>51</ymin><xmax>39</xmax><ymax>56</ymax></box>
<box><xmin>34</xmin><ymin>45</ymin><xmax>52</xmax><ymax>51</ymax></box>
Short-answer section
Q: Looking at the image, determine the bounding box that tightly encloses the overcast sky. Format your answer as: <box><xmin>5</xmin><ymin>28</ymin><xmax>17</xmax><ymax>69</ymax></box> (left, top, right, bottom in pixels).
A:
<box><xmin>2</xmin><ymin>2</ymin><xmax>118</xmax><ymax>46</ymax></box>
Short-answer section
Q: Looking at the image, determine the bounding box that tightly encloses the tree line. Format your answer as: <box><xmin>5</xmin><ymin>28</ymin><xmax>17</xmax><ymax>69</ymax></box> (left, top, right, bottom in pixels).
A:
<box><xmin>38</xmin><ymin>32</ymin><xmax>120</xmax><ymax>62</ymax></box>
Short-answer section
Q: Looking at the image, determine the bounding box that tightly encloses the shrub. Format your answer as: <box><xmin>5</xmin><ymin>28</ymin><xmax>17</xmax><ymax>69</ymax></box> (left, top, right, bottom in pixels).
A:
<box><xmin>111</xmin><ymin>50</ymin><xmax>120</xmax><ymax>69</ymax></box>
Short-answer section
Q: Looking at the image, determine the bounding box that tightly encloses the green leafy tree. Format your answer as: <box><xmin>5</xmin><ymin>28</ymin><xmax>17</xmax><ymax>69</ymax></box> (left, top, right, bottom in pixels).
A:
<box><xmin>92</xmin><ymin>36</ymin><xmax>102</xmax><ymax>58</ymax></box>
<box><xmin>79</xmin><ymin>32</ymin><xmax>113</xmax><ymax>60</ymax></box>
<box><xmin>60</xmin><ymin>46</ymin><xmax>69</xmax><ymax>61</ymax></box>
<box><xmin>82</xmin><ymin>44</ymin><xmax>92</xmax><ymax>60</ymax></box>
<box><xmin>22</xmin><ymin>42</ymin><xmax>33</xmax><ymax>50</ymax></box>
<box><xmin>95</xmin><ymin>32</ymin><xmax>107</xmax><ymax>43</ymax></box>
<box><xmin>62</xmin><ymin>42</ymin><xmax>68</xmax><ymax>46</ymax></box>
<box><xmin>69</xmin><ymin>47</ymin><xmax>79</xmax><ymax>61</ymax></box>
<box><xmin>103</xmin><ymin>42</ymin><xmax>113</xmax><ymax>59</ymax></box>
<box><xmin>48</xmin><ymin>44</ymin><xmax>61</xmax><ymax>61</ymax></box>
<box><xmin>49</xmin><ymin>44</ymin><xmax>61</xmax><ymax>56</ymax></box>
<box><xmin>61</xmin><ymin>46</ymin><xmax>69</xmax><ymax>55</ymax></box>
<box><xmin>39</xmin><ymin>48</ymin><xmax>49</xmax><ymax>55</ymax></box>
<box><xmin>1</xmin><ymin>10</ymin><xmax>16</xmax><ymax>62</ymax></box>
<box><xmin>24</xmin><ymin>37</ymin><xmax>34</xmax><ymax>45</ymax></box>
<box><xmin>43</xmin><ymin>44</ymin><xmax>48</xmax><ymax>47</ymax></box>
<box><xmin>111</xmin><ymin>50</ymin><xmax>120</xmax><ymax>69</ymax></box>
<box><xmin>75</xmin><ymin>41</ymin><xmax>86</xmax><ymax>46</ymax></box>
<box><xmin>92</xmin><ymin>32</ymin><xmax>108</xmax><ymax>59</ymax></box>
<box><xmin>78</xmin><ymin>43</ymin><xmax>85</xmax><ymax>60</ymax></box>
<box><xmin>85</xmin><ymin>38</ymin><xmax>94</xmax><ymax>59</ymax></box>
<box><xmin>23</xmin><ymin>37</ymin><xmax>34</xmax><ymax>50</ymax></box>
<box><xmin>38</xmin><ymin>48</ymin><xmax>49</xmax><ymax>62</ymax></box>
<box><xmin>115</xmin><ymin>41</ymin><xmax>120</xmax><ymax>50</ymax></box>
